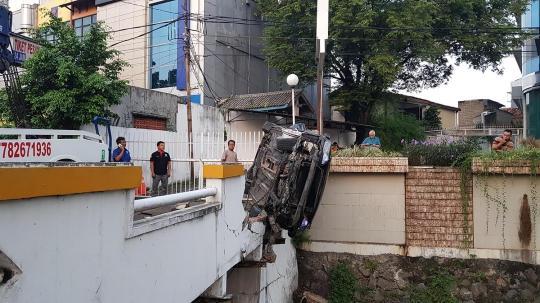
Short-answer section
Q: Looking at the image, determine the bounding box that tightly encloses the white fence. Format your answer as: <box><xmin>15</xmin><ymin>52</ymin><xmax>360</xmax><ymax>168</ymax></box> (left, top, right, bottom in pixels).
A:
<box><xmin>97</xmin><ymin>126</ymin><xmax>263</xmax><ymax>196</ymax></box>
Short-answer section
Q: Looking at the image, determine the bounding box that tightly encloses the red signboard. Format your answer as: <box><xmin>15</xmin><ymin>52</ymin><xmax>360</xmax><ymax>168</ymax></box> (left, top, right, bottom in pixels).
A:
<box><xmin>11</xmin><ymin>37</ymin><xmax>41</xmax><ymax>63</ymax></box>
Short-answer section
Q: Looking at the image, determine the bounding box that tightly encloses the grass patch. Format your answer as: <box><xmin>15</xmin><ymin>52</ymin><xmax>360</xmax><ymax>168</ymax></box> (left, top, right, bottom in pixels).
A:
<box><xmin>363</xmin><ymin>259</ymin><xmax>379</xmax><ymax>273</ymax></box>
<box><xmin>291</xmin><ymin>231</ymin><xmax>311</xmax><ymax>248</ymax></box>
<box><xmin>410</xmin><ymin>269</ymin><xmax>458</xmax><ymax>303</ymax></box>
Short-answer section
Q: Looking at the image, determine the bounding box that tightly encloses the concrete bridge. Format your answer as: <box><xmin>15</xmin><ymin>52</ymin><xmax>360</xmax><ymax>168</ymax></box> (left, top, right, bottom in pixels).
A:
<box><xmin>0</xmin><ymin>163</ymin><xmax>297</xmax><ymax>302</ymax></box>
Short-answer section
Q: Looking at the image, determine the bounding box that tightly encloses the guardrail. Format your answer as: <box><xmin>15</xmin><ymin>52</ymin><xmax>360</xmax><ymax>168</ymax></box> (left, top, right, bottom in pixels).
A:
<box><xmin>134</xmin><ymin>187</ymin><xmax>218</xmax><ymax>212</ymax></box>
<box><xmin>132</xmin><ymin>159</ymin><xmax>253</xmax><ymax>197</ymax></box>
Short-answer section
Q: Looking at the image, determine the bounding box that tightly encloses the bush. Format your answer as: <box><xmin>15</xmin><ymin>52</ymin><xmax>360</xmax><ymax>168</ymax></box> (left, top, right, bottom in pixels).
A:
<box><xmin>334</xmin><ymin>146</ymin><xmax>402</xmax><ymax>157</ymax></box>
<box><xmin>403</xmin><ymin>137</ymin><xmax>481</xmax><ymax>166</ymax></box>
<box><xmin>410</xmin><ymin>270</ymin><xmax>458</xmax><ymax>303</ymax></box>
<box><xmin>328</xmin><ymin>262</ymin><xmax>358</xmax><ymax>303</ymax></box>
<box><xmin>372</xmin><ymin>112</ymin><xmax>426</xmax><ymax>152</ymax></box>
<box><xmin>422</xmin><ymin>105</ymin><xmax>442</xmax><ymax>130</ymax></box>
<box><xmin>519</xmin><ymin>136</ymin><xmax>540</xmax><ymax>149</ymax></box>
<box><xmin>291</xmin><ymin>231</ymin><xmax>311</xmax><ymax>248</ymax></box>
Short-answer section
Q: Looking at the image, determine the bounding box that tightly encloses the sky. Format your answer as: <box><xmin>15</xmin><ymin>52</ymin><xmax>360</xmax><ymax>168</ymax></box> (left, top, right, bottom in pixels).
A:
<box><xmin>404</xmin><ymin>56</ymin><xmax>521</xmax><ymax>109</ymax></box>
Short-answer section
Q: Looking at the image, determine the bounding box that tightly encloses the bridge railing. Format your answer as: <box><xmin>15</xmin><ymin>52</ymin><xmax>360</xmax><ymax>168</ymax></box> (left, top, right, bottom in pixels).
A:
<box><xmin>133</xmin><ymin>187</ymin><xmax>219</xmax><ymax>212</ymax></box>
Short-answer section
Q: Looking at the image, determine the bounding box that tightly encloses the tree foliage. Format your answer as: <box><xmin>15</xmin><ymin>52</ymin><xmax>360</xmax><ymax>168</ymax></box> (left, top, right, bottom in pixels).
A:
<box><xmin>372</xmin><ymin>111</ymin><xmax>426</xmax><ymax>152</ymax></box>
<box><xmin>1</xmin><ymin>12</ymin><xmax>129</xmax><ymax>129</ymax></box>
<box><xmin>422</xmin><ymin>105</ymin><xmax>442</xmax><ymax>130</ymax></box>
<box><xmin>257</xmin><ymin>0</ymin><xmax>529</xmax><ymax>125</ymax></box>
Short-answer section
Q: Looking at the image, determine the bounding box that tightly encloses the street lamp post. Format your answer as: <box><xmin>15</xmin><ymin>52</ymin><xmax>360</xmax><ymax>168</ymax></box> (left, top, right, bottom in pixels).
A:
<box><xmin>287</xmin><ymin>74</ymin><xmax>299</xmax><ymax>125</ymax></box>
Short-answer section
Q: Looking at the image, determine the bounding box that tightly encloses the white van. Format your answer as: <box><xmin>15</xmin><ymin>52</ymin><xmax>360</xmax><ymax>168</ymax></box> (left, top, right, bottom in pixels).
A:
<box><xmin>0</xmin><ymin>128</ymin><xmax>109</xmax><ymax>162</ymax></box>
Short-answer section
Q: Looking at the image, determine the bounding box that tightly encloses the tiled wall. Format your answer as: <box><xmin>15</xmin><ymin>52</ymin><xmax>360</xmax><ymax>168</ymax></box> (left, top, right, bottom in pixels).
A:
<box><xmin>405</xmin><ymin>167</ymin><xmax>473</xmax><ymax>248</ymax></box>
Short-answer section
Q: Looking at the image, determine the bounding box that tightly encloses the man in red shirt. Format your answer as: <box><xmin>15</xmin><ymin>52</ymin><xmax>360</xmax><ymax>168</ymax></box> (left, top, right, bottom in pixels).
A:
<box><xmin>150</xmin><ymin>141</ymin><xmax>171</xmax><ymax>196</ymax></box>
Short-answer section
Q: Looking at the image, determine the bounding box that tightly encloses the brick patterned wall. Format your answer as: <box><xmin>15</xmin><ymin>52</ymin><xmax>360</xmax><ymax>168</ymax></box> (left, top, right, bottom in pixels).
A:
<box><xmin>331</xmin><ymin>157</ymin><xmax>408</xmax><ymax>173</ymax></box>
<box><xmin>405</xmin><ymin>167</ymin><xmax>473</xmax><ymax>248</ymax></box>
<box><xmin>458</xmin><ymin>101</ymin><xmax>484</xmax><ymax>126</ymax></box>
<box><xmin>133</xmin><ymin>116</ymin><xmax>167</xmax><ymax>130</ymax></box>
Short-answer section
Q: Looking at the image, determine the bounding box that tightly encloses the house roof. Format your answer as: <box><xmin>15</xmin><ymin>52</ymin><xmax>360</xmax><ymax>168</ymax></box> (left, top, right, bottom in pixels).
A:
<box><xmin>217</xmin><ymin>90</ymin><xmax>315</xmax><ymax>113</ymax></box>
<box><xmin>227</xmin><ymin>108</ymin><xmax>374</xmax><ymax>131</ymax></box>
<box><xmin>397</xmin><ymin>94</ymin><xmax>460</xmax><ymax>112</ymax></box>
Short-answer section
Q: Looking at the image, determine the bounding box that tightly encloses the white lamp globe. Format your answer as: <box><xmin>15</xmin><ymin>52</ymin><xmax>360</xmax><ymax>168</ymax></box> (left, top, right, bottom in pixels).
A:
<box><xmin>287</xmin><ymin>74</ymin><xmax>299</xmax><ymax>87</ymax></box>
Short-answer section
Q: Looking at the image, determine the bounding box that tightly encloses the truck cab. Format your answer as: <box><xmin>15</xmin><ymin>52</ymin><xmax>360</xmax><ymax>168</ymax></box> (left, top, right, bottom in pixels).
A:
<box><xmin>0</xmin><ymin>128</ymin><xmax>108</xmax><ymax>162</ymax></box>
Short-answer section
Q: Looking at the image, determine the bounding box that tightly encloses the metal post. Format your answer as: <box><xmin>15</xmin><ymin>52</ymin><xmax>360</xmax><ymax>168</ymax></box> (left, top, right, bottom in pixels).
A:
<box><xmin>184</xmin><ymin>0</ymin><xmax>194</xmax><ymax>181</ymax></box>
<box><xmin>316</xmin><ymin>62</ymin><xmax>324</xmax><ymax>133</ymax></box>
<box><xmin>523</xmin><ymin>94</ymin><xmax>527</xmax><ymax>139</ymax></box>
<box><xmin>292</xmin><ymin>87</ymin><xmax>295</xmax><ymax>125</ymax></box>
<box><xmin>316</xmin><ymin>0</ymin><xmax>328</xmax><ymax>134</ymax></box>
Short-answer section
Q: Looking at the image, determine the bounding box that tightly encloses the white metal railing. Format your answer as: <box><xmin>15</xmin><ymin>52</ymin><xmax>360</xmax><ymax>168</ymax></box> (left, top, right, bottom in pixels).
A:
<box><xmin>111</xmin><ymin>129</ymin><xmax>262</xmax><ymax>197</ymax></box>
<box><xmin>87</xmin><ymin>127</ymin><xmax>262</xmax><ymax>196</ymax></box>
<box><xmin>133</xmin><ymin>187</ymin><xmax>218</xmax><ymax>212</ymax></box>
<box><xmin>132</xmin><ymin>159</ymin><xmax>253</xmax><ymax>197</ymax></box>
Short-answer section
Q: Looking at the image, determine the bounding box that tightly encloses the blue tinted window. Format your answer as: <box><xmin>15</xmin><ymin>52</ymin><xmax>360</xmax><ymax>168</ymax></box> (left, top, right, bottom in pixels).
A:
<box><xmin>523</xmin><ymin>57</ymin><xmax>540</xmax><ymax>76</ymax></box>
<box><xmin>523</xmin><ymin>1</ymin><xmax>539</xmax><ymax>28</ymax></box>
<box><xmin>149</xmin><ymin>0</ymin><xmax>179</xmax><ymax>89</ymax></box>
<box><xmin>533</xmin><ymin>1</ymin><xmax>540</xmax><ymax>27</ymax></box>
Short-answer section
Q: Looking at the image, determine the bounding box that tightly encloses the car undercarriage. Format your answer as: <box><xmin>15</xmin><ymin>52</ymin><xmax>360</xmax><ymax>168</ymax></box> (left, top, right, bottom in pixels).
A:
<box><xmin>245</xmin><ymin>122</ymin><xmax>332</xmax><ymax>261</ymax></box>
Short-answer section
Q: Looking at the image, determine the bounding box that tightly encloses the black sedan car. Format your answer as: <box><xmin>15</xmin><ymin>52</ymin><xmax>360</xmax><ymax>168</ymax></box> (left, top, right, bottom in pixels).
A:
<box><xmin>245</xmin><ymin>122</ymin><xmax>332</xmax><ymax>238</ymax></box>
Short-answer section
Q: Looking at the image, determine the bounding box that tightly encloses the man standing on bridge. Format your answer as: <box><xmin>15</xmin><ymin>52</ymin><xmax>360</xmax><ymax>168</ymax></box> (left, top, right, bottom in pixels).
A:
<box><xmin>113</xmin><ymin>137</ymin><xmax>131</xmax><ymax>162</ymax></box>
<box><xmin>150</xmin><ymin>141</ymin><xmax>171</xmax><ymax>196</ymax></box>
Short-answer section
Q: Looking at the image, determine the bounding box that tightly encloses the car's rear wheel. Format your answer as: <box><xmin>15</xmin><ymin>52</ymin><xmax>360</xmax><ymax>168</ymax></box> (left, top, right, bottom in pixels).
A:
<box><xmin>276</xmin><ymin>137</ymin><xmax>297</xmax><ymax>152</ymax></box>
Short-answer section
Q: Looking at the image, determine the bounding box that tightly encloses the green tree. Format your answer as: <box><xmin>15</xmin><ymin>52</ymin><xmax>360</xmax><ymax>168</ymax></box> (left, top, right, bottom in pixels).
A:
<box><xmin>422</xmin><ymin>105</ymin><xmax>442</xmax><ymax>130</ymax></box>
<box><xmin>257</xmin><ymin>0</ymin><xmax>529</xmax><ymax>127</ymax></box>
<box><xmin>1</xmin><ymin>12</ymin><xmax>129</xmax><ymax>129</ymax></box>
<box><xmin>372</xmin><ymin>111</ymin><xmax>426</xmax><ymax>151</ymax></box>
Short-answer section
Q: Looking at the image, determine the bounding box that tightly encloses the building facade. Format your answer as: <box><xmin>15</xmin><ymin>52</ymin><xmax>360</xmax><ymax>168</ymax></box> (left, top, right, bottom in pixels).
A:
<box><xmin>512</xmin><ymin>0</ymin><xmax>540</xmax><ymax>138</ymax></box>
<box><xmin>36</xmin><ymin>0</ymin><xmax>285</xmax><ymax>106</ymax></box>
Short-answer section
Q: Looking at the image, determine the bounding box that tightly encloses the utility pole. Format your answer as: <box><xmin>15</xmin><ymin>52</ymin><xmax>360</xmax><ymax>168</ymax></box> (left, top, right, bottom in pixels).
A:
<box><xmin>316</xmin><ymin>0</ymin><xmax>329</xmax><ymax>134</ymax></box>
<box><xmin>184</xmin><ymin>0</ymin><xmax>194</xmax><ymax>181</ymax></box>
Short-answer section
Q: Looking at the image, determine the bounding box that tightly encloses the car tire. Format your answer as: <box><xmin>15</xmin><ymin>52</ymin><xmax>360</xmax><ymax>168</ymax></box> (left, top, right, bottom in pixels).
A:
<box><xmin>262</xmin><ymin>122</ymin><xmax>275</xmax><ymax>133</ymax></box>
<box><xmin>276</xmin><ymin>137</ymin><xmax>297</xmax><ymax>152</ymax></box>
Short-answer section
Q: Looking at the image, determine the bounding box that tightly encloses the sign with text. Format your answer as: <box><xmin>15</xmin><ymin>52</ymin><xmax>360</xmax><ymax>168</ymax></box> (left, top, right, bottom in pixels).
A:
<box><xmin>11</xmin><ymin>37</ymin><xmax>40</xmax><ymax>64</ymax></box>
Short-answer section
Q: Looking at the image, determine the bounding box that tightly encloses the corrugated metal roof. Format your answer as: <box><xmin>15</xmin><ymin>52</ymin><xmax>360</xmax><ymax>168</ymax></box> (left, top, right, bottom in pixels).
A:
<box><xmin>217</xmin><ymin>90</ymin><xmax>313</xmax><ymax>113</ymax></box>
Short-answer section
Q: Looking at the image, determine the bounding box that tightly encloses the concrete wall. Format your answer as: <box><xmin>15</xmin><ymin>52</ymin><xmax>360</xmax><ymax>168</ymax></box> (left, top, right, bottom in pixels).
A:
<box><xmin>227</xmin><ymin>234</ymin><xmax>299</xmax><ymax>303</ymax></box>
<box><xmin>0</xmin><ymin>165</ymin><xmax>298</xmax><ymax>302</ymax></box>
<box><xmin>438</xmin><ymin>107</ymin><xmax>457</xmax><ymax>129</ymax></box>
<box><xmin>37</xmin><ymin>0</ymin><xmax>71</xmax><ymax>24</ymax></box>
<box><xmin>310</xmin><ymin>172</ymin><xmax>406</xmax><ymax>244</ymax></box>
<box><xmin>109</xmin><ymin>86</ymin><xmax>179</xmax><ymax>130</ymax></box>
<box><xmin>458</xmin><ymin>100</ymin><xmax>484</xmax><ymax>126</ymax></box>
<box><xmin>473</xmin><ymin>174</ymin><xmax>540</xmax><ymax>251</ymax></box>
<box><xmin>178</xmin><ymin>103</ymin><xmax>227</xmax><ymax>134</ymax></box>
<box><xmin>203</xmin><ymin>0</ymin><xmax>281</xmax><ymax>105</ymax></box>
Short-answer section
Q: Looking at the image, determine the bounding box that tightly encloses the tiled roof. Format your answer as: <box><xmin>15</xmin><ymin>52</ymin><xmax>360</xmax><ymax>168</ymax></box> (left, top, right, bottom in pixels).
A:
<box><xmin>217</xmin><ymin>90</ymin><xmax>312</xmax><ymax>112</ymax></box>
<box><xmin>399</xmin><ymin>94</ymin><xmax>460</xmax><ymax>112</ymax></box>
<box><xmin>500</xmin><ymin>107</ymin><xmax>523</xmax><ymax>117</ymax></box>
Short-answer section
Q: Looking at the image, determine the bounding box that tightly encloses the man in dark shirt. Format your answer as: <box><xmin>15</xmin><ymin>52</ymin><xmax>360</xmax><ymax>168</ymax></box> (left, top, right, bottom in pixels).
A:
<box><xmin>150</xmin><ymin>141</ymin><xmax>171</xmax><ymax>196</ymax></box>
<box><xmin>112</xmin><ymin>137</ymin><xmax>131</xmax><ymax>162</ymax></box>
<box><xmin>492</xmin><ymin>129</ymin><xmax>514</xmax><ymax>152</ymax></box>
